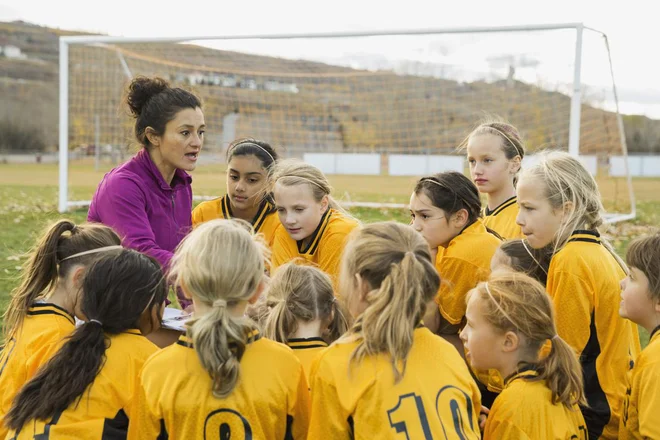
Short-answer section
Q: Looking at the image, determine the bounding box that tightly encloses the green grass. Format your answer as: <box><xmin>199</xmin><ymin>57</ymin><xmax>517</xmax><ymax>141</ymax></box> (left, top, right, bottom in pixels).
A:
<box><xmin>1</xmin><ymin>165</ymin><xmax>658</xmax><ymax>349</ymax></box>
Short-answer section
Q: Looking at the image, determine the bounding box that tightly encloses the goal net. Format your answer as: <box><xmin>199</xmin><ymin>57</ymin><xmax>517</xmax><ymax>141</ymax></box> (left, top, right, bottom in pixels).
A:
<box><xmin>58</xmin><ymin>24</ymin><xmax>635</xmax><ymax>222</ymax></box>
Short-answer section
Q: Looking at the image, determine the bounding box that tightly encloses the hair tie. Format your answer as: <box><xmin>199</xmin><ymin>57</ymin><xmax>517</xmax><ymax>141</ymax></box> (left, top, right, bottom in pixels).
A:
<box><xmin>60</xmin><ymin>245</ymin><xmax>123</xmax><ymax>262</ymax></box>
<box><xmin>551</xmin><ymin>334</ymin><xmax>560</xmax><ymax>341</ymax></box>
<box><xmin>88</xmin><ymin>319</ymin><xmax>103</xmax><ymax>326</ymax></box>
<box><xmin>213</xmin><ymin>298</ymin><xmax>227</xmax><ymax>308</ymax></box>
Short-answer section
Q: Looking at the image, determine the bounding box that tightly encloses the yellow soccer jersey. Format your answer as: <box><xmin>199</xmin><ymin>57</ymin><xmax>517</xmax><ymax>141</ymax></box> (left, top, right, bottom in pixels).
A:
<box><xmin>7</xmin><ymin>330</ymin><xmax>157</xmax><ymax>439</ymax></box>
<box><xmin>619</xmin><ymin>326</ymin><xmax>660</xmax><ymax>440</ymax></box>
<box><xmin>271</xmin><ymin>209</ymin><xmax>359</xmax><ymax>288</ymax></box>
<box><xmin>192</xmin><ymin>195</ymin><xmax>281</xmax><ymax>247</ymax></box>
<box><xmin>547</xmin><ymin>230</ymin><xmax>641</xmax><ymax>440</ymax></box>
<box><xmin>287</xmin><ymin>337</ymin><xmax>328</xmax><ymax>384</ymax></box>
<box><xmin>308</xmin><ymin>327</ymin><xmax>482</xmax><ymax>440</ymax></box>
<box><xmin>0</xmin><ymin>303</ymin><xmax>75</xmax><ymax>439</ymax></box>
<box><xmin>435</xmin><ymin>219</ymin><xmax>501</xmax><ymax>325</ymax></box>
<box><xmin>483</xmin><ymin>367</ymin><xmax>588</xmax><ymax>439</ymax></box>
<box><xmin>482</xmin><ymin>196</ymin><xmax>524</xmax><ymax>240</ymax></box>
<box><xmin>128</xmin><ymin>330</ymin><xmax>310</xmax><ymax>440</ymax></box>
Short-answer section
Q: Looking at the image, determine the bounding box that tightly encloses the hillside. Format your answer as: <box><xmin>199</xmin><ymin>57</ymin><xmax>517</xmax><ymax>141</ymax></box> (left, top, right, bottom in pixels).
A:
<box><xmin>0</xmin><ymin>20</ymin><xmax>656</xmax><ymax>155</ymax></box>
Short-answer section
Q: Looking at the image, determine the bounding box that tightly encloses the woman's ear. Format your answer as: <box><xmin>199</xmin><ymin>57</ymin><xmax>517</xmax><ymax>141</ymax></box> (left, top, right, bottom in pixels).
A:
<box><xmin>145</xmin><ymin>127</ymin><xmax>160</xmax><ymax>147</ymax></box>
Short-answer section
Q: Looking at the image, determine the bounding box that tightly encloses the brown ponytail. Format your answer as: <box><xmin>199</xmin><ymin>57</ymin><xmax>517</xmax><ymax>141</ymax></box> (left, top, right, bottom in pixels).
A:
<box><xmin>263</xmin><ymin>262</ymin><xmax>350</xmax><ymax>344</ymax></box>
<box><xmin>2</xmin><ymin>220</ymin><xmax>120</xmax><ymax>340</ymax></box>
<box><xmin>470</xmin><ymin>272</ymin><xmax>585</xmax><ymax>407</ymax></box>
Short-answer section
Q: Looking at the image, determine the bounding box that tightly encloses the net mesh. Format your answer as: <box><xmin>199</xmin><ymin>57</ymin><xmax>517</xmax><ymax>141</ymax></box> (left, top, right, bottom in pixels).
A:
<box><xmin>60</xmin><ymin>27</ymin><xmax>633</xmax><ymax>215</ymax></box>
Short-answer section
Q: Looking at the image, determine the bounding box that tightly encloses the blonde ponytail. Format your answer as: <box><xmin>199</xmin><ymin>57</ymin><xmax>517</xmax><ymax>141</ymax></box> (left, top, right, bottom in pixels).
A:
<box><xmin>3</xmin><ymin>220</ymin><xmax>120</xmax><ymax>340</ymax></box>
<box><xmin>189</xmin><ymin>302</ymin><xmax>256</xmax><ymax>398</ymax></box>
<box><xmin>340</xmin><ymin>222</ymin><xmax>440</xmax><ymax>382</ymax></box>
<box><xmin>169</xmin><ymin>219</ymin><xmax>265</xmax><ymax>398</ymax></box>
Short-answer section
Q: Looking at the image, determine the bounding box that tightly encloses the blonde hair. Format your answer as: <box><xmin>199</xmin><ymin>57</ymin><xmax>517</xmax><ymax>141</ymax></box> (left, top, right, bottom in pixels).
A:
<box><xmin>169</xmin><ymin>219</ymin><xmax>267</xmax><ymax>398</ymax></box>
<box><xmin>626</xmin><ymin>232</ymin><xmax>660</xmax><ymax>301</ymax></box>
<box><xmin>270</xmin><ymin>159</ymin><xmax>347</xmax><ymax>214</ymax></box>
<box><xmin>263</xmin><ymin>262</ymin><xmax>350</xmax><ymax>344</ymax></box>
<box><xmin>339</xmin><ymin>222</ymin><xmax>440</xmax><ymax>382</ymax></box>
<box><xmin>469</xmin><ymin>272</ymin><xmax>585</xmax><ymax>407</ymax></box>
<box><xmin>519</xmin><ymin>151</ymin><xmax>625</xmax><ymax>268</ymax></box>
<box><xmin>3</xmin><ymin>220</ymin><xmax>121</xmax><ymax>341</ymax></box>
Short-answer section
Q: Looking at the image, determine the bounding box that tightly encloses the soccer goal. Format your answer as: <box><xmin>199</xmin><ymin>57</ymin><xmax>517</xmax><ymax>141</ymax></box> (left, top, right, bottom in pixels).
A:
<box><xmin>58</xmin><ymin>23</ymin><xmax>636</xmax><ymax>222</ymax></box>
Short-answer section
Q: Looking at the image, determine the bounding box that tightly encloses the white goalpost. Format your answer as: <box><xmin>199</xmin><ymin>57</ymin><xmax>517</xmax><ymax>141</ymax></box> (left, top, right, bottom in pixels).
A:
<box><xmin>57</xmin><ymin>23</ymin><xmax>636</xmax><ymax>222</ymax></box>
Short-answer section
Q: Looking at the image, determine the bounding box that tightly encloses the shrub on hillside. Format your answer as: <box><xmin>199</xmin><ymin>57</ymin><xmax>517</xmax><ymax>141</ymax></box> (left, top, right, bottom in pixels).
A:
<box><xmin>0</xmin><ymin>119</ymin><xmax>46</xmax><ymax>152</ymax></box>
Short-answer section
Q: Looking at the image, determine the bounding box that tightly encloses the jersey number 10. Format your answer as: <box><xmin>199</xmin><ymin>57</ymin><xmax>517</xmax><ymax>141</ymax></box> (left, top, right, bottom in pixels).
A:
<box><xmin>387</xmin><ymin>387</ymin><xmax>479</xmax><ymax>440</ymax></box>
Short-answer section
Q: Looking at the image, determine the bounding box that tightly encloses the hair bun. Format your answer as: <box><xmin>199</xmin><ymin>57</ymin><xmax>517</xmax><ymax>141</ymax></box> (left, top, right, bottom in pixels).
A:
<box><xmin>126</xmin><ymin>76</ymin><xmax>170</xmax><ymax>118</ymax></box>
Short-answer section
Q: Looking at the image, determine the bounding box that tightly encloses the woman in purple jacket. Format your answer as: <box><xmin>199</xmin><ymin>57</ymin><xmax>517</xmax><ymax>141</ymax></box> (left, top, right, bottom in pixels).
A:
<box><xmin>88</xmin><ymin>76</ymin><xmax>204</xmax><ymax>309</ymax></box>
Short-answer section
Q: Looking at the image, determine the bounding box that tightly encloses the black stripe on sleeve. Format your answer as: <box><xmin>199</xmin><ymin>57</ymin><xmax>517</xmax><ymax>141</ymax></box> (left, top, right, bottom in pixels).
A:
<box><xmin>157</xmin><ymin>420</ymin><xmax>169</xmax><ymax>440</ymax></box>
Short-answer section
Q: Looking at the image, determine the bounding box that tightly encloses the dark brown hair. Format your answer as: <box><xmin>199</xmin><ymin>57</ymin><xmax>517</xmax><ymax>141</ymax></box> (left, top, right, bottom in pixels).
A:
<box><xmin>127</xmin><ymin>76</ymin><xmax>202</xmax><ymax>149</ymax></box>
<box><xmin>5</xmin><ymin>249</ymin><xmax>167</xmax><ymax>432</ymax></box>
<box><xmin>498</xmin><ymin>239</ymin><xmax>553</xmax><ymax>285</ymax></box>
<box><xmin>414</xmin><ymin>171</ymin><xmax>486</xmax><ymax>228</ymax></box>
<box><xmin>227</xmin><ymin>137</ymin><xmax>278</xmax><ymax>171</ymax></box>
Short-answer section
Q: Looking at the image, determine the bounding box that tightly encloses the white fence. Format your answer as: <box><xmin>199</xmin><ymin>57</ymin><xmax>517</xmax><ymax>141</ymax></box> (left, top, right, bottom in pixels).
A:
<box><xmin>303</xmin><ymin>153</ymin><xmax>381</xmax><ymax>175</ymax></box>
<box><xmin>298</xmin><ymin>153</ymin><xmax>605</xmax><ymax>176</ymax></box>
<box><xmin>389</xmin><ymin>155</ymin><xmax>464</xmax><ymax>176</ymax></box>
<box><xmin>610</xmin><ymin>156</ymin><xmax>660</xmax><ymax>177</ymax></box>
<box><xmin>523</xmin><ymin>154</ymin><xmax>598</xmax><ymax>176</ymax></box>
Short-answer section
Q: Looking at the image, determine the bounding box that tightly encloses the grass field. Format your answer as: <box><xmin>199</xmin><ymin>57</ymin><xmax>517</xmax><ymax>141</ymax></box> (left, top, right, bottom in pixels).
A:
<box><xmin>1</xmin><ymin>161</ymin><xmax>658</xmax><ymax>345</ymax></box>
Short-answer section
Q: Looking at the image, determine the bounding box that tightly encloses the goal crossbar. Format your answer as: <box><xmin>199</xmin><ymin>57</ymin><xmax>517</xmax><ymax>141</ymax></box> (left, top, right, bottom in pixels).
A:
<box><xmin>58</xmin><ymin>22</ymin><xmax>636</xmax><ymax>224</ymax></box>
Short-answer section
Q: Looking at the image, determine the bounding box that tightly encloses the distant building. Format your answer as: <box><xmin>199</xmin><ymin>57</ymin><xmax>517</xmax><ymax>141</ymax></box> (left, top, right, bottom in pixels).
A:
<box><xmin>1</xmin><ymin>45</ymin><xmax>27</xmax><ymax>59</ymax></box>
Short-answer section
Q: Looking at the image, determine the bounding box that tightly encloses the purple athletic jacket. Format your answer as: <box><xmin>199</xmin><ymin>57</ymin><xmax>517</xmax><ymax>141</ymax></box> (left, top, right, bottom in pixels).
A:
<box><xmin>88</xmin><ymin>149</ymin><xmax>192</xmax><ymax>307</ymax></box>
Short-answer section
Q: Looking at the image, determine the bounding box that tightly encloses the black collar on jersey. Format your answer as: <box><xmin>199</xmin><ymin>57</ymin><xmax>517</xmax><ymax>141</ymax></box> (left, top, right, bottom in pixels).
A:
<box><xmin>503</xmin><ymin>363</ymin><xmax>539</xmax><ymax>386</ymax></box>
<box><xmin>297</xmin><ymin>209</ymin><xmax>332</xmax><ymax>255</ymax></box>
<box><xmin>176</xmin><ymin>328</ymin><xmax>262</xmax><ymax>349</ymax></box>
<box><xmin>27</xmin><ymin>302</ymin><xmax>75</xmax><ymax>325</ymax></box>
<box><xmin>568</xmin><ymin>230</ymin><xmax>601</xmax><ymax>245</ymax></box>
<box><xmin>123</xmin><ymin>329</ymin><xmax>143</xmax><ymax>336</ymax></box>
<box><xmin>221</xmin><ymin>195</ymin><xmax>276</xmax><ymax>232</ymax></box>
<box><xmin>651</xmin><ymin>325</ymin><xmax>660</xmax><ymax>341</ymax></box>
<box><xmin>287</xmin><ymin>337</ymin><xmax>328</xmax><ymax>350</ymax></box>
<box><xmin>485</xmin><ymin>196</ymin><xmax>517</xmax><ymax>217</ymax></box>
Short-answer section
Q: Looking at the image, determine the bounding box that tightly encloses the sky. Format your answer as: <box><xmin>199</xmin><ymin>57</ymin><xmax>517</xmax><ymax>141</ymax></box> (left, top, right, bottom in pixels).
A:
<box><xmin>2</xmin><ymin>0</ymin><xmax>659</xmax><ymax>117</ymax></box>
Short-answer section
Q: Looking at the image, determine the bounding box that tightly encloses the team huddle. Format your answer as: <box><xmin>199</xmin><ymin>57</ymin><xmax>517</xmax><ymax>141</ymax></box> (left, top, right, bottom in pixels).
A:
<box><xmin>0</xmin><ymin>76</ymin><xmax>658</xmax><ymax>440</ymax></box>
